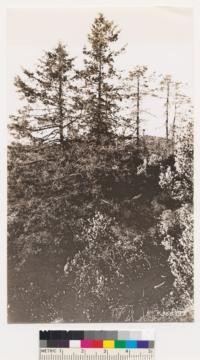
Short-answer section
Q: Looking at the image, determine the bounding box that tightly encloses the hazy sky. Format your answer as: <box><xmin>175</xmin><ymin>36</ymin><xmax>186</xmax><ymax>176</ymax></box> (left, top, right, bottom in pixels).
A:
<box><xmin>7</xmin><ymin>7</ymin><xmax>193</xmax><ymax>136</ymax></box>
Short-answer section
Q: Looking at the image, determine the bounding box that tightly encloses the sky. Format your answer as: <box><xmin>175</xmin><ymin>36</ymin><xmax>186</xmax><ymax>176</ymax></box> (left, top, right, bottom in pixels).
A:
<box><xmin>7</xmin><ymin>6</ymin><xmax>193</xmax><ymax>137</ymax></box>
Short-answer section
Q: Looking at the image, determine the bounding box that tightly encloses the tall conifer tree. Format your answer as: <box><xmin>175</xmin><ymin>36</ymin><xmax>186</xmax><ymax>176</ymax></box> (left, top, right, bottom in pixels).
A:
<box><xmin>160</xmin><ymin>74</ymin><xmax>173</xmax><ymax>142</ymax></box>
<box><xmin>126</xmin><ymin>66</ymin><xmax>155</xmax><ymax>148</ymax></box>
<box><xmin>171</xmin><ymin>81</ymin><xmax>192</xmax><ymax>149</ymax></box>
<box><xmin>81</xmin><ymin>13</ymin><xmax>125</xmax><ymax>144</ymax></box>
<box><xmin>10</xmin><ymin>43</ymin><xmax>79</xmax><ymax>146</ymax></box>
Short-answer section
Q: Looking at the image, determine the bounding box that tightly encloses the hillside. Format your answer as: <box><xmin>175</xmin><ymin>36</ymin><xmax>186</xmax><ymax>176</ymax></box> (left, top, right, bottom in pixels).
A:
<box><xmin>7</xmin><ymin>140</ymin><xmax>183</xmax><ymax>322</ymax></box>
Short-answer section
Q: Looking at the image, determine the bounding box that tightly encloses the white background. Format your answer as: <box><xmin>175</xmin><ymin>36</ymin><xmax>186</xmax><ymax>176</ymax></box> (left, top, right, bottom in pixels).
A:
<box><xmin>1</xmin><ymin>0</ymin><xmax>200</xmax><ymax>359</ymax></box>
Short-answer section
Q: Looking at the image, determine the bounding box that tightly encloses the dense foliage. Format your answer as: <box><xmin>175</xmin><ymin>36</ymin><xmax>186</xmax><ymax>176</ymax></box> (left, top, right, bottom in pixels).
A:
<box><xmin>158</xmin><ymin>119</ymin><xmax>193</xmax><ymax>311</ymax></box>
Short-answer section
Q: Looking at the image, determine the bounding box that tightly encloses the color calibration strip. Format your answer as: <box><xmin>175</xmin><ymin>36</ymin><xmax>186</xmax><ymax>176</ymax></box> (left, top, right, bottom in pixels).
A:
<box><xmin>40</xmin><ymin>339</ymin><xmax>154</xmax><ymax>349</ymax></box>
<box><xmin>40</xmin><ymin>331</ymin><xmax>154</xmax><ymax>349</ymax></box>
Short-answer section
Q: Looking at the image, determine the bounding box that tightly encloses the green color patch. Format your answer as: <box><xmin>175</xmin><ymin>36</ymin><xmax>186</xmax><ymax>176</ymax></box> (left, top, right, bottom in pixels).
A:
<box><xmin>115</xmin><ymin>340</ymin><xmax>126</xmax><ymax>348</ymax></box>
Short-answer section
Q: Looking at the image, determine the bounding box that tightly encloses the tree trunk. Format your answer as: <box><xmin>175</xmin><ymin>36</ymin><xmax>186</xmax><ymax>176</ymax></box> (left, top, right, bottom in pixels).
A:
<box><xmin>165</xmin><ymin>82</ymin><xmax>170</xmax><ymax>142</ymax></box>
<box><xmin>58</xmin><ymin>63</ymin><xmax>64</xmax><ymax>148</ymax></box>
<box><xmin>172</xmin><ymin>101</ymin><xmax>177</xmax><ymax>152</ymax></box>
<box><xmin>136</xmin><ymin>75</ymin><xmax>140</xmax><ymax>148</ymax></box>
<box><xmin>97</xmin><ymin>46</ymin><xmax>103</xmax><ymax>145</ymax></box>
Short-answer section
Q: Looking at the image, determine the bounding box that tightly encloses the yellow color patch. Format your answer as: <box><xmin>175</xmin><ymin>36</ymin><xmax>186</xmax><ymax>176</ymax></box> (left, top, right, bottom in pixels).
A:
<box><xmin>103</xmin><ymin>340</ymin><xmax>114</xmax><ymax>348</ymax></box>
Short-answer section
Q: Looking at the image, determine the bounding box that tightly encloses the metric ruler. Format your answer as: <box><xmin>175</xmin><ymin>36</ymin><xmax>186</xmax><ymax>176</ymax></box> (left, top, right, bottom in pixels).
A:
<box><xmin>40</xmin><ymin>348</ymin><xmax>154</xmax><ymax>360</ymax></box>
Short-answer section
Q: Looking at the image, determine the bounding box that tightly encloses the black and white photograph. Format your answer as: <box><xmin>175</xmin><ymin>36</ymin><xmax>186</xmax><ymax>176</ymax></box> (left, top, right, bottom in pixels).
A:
<box><xmin>7</xmin><ymin>6</ymin><xmax>193</xmax><ymax>323</ymax></box>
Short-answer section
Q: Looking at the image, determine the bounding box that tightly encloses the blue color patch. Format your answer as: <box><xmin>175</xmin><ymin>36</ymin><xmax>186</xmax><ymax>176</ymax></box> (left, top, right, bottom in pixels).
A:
<box><xmin>125</xmin><ymin>340</ymin><xmax>137</xmax><ymax>348</ymax></box>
